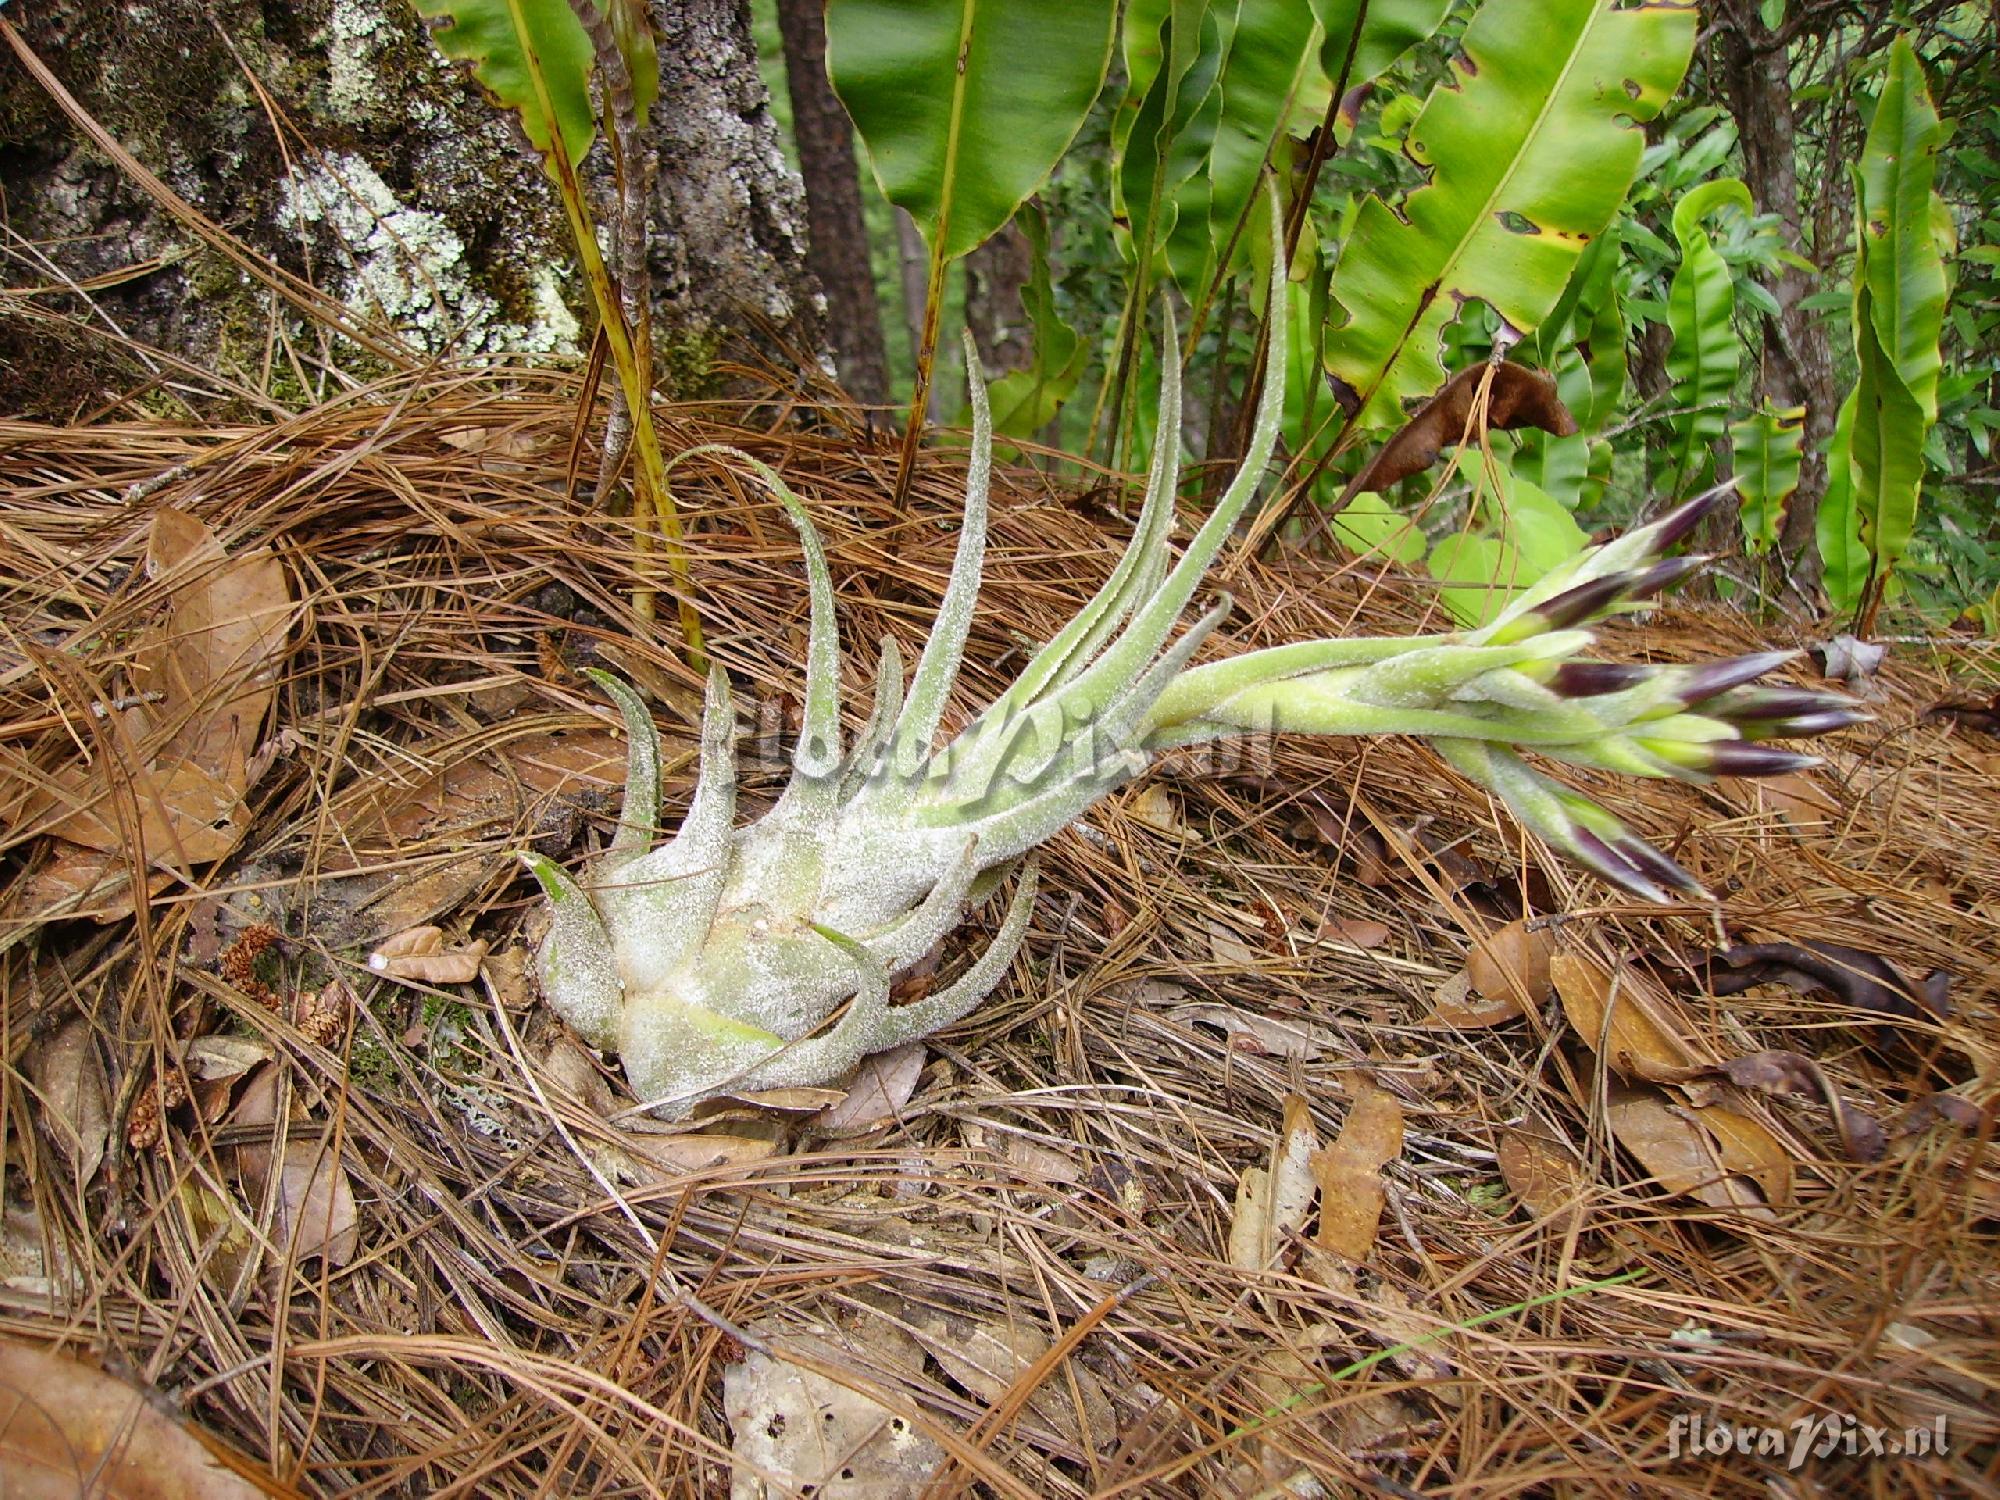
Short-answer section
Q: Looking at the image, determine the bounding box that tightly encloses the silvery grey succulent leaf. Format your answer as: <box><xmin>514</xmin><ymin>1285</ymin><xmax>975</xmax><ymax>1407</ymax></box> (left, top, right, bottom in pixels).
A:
<box><xmin>517</xmin><ymin>187</ymin><xmax>1858</xmax><ymax>1114</ymax></box>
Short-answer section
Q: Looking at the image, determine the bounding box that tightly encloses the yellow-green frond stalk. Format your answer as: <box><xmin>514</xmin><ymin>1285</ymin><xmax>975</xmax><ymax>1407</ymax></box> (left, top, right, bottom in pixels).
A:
<box><xmin>519</xmin><ymin>189</ymin><xmax>1858</xmax><ymax>1115</ymax></box>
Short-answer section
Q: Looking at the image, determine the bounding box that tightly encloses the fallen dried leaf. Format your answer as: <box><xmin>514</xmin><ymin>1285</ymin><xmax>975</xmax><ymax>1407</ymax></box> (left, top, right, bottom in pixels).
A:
<box><xmin>612</xmin><ymin>1130</ymin><xmax>782</xmax><ymax>1181</ymax></box>
<box><xmin>1604</xmin><ymin>1084</ymin><xmax>1776</xmax><ymax>1215</ymax></box>
<box><xmin>1341</xmin><ymin>362</ymin><xmax>1576</xmax><ymax>502</ymax></box>
<box><xmin>1206</xmin><ymin>919</ymin><xmax>1263</xmax><ymax>968</ymax></box>
<box><xmin>1496</xmin><ymin>1127</ymin><xmax>1590</xmax><ymax>1228</ymax></box>
<box><xmin>182</xmin><ymin>1035</ymin><xmax>274</xmax><ymax>1082</ymax></box>
<box><xmin>28</xmin><ymin>1017</ymin><xmax>108</xmax><ymax>1190</ymax></box>
<box><xmin>813</xmin><ymin>1044</ymin><xmax>926</xmax><ymax>1136</ymax></box>
<box><xmin>1316</xmin><ymin>916</ymin><xmax>1393</xmax><ymax>949</ymax></box>
<box><xmin>1466</xmin><ymin>919</ymin><xmax>1554</xmax><ymax>1005</ymax></box>
<box><xmin>271</xmin><ymin>1140</ymin><xmax>360</xmax><ymax>1268</ymax></box>
<box><xmin>1128</xmin><ymin>784</ymin><xmax>1184</xmax><ymax>835</ymax></box>
<box><xmin>368</xmin><ymin>926</ymin><xmax>488</xmax><ymax>985</ymax></box>
<box><xmin>1311</xmin><ymin>1080</ymin><xmax>1404</xmax><ymax>1261</ymax></box>
<box><xmin>0</xmin><ymin>1340</ymin><xmax>268</xmax><ymax>1498</ymax></box>
<box><xmin>1553</xmin><ymin>952</ymin><xmax>1702</xmax><ymax>1080</ymax></box>
<box><xmin>1707</xmin><ymin>940</ymin><xmax>1950</xmax><ymax>1023</ymax></box>
<box><xmin>1228</xmin><ymin>1095</ymin><xmax>1319</xmax><ymax>1273</ymax></box>
<box><xmin>722</xmin><ymin>1322</ymin><xmax>940</xmax><ymax>1499</ymax></box>
<box><xmin>1647</xmin><ymin>1049</ymin><xmax>1885</xmax><ymax>1162</ymax></box>
<box><xmin>1423</xmin><ymin>968</ymin><xmax>1527</xmax><ymax>1029</ymax></box>
<box><xmin>1170</xmin><ymin>1003</ymin><xmax>1327</xmax><ymax>1059</ymax></box>
<box><xmin>906</xmin><ymin>1310</ymin><xmax>1114</xmax><ymax>1448</ymax></box>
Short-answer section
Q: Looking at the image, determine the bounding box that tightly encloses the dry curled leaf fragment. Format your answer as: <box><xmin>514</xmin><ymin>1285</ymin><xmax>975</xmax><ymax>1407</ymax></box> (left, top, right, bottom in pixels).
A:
<box><xmin>1311</xmin><ymin>1080</ymin><xmax>1405</xmax><ymax>1261</ymax></box>
<box><xmin>1648</xmin><ymin>1049</ymin><xmax>1885</xmax><ymax>1162</ymax></box>
<box><xmin>1466</xmin><ymin>919</ymin><xmax>1554</xmax><ymax>1006</ymax></box>
<box><xmin>367</xmin><ymin>925</ymin><xmax>488</xmax><ymax>984</ymax></box>
<box><xmin>1206</xmin><ymin>918</ymin><xmax>1263</xmax><ymax>968</ymax></box>
<box><xmin>813</xmin><ymin>1043</ymin><xmax>926</xmax><ymax>1136</ymax></box>
<box><xmin>1316</xmin><ymin>915</ymin><xmax>1392</xmax><ymax>949</ymax></box>
<box><xmin>1423</xmin><ymin>967</ymin><xmax>1527</xmax><ymax>1029</ymax></box>
<box><xmin>906</xmin><ymin>1310</ymin><xmax>1113</xmax><ymax>1449</ymax></box>
<box><xmin>1603</xmin><ymin>1083</ymin><xmax>1782</xmax><ymax>1216</ymax></box>
<box><xmin>1341</xmin><ymin>361</ymin><xmax>1577</xmax><ymax>503</ymax></box>
<box><xmin>1128</xmin><ymin>784</ymin><xmax>1184</xmax><ymax>835</ymax></box>
<box><xmin>1706</xmin><ymin>940</ymin><xmax>1950</xmax><ymax>1023</ymax></box>
<box><xmin>722</xmin><ymin>1322</ymin><xmax>941</xmax><ymax>1499</ymax></box>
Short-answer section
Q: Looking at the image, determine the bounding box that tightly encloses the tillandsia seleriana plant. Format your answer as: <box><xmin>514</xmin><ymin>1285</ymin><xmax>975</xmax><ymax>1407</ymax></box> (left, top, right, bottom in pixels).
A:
<box><xmin>523</xmin><ymin>197</ymin><xmax>1862</xmax><ymax>1117</ymax></box>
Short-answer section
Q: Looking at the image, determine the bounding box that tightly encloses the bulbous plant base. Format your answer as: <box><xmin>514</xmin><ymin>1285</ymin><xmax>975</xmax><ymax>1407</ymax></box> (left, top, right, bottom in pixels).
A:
<box><xmin>515</xmin><ymin>191</ymin><xmax>1858</xmax><ymax>1117</ymax></box>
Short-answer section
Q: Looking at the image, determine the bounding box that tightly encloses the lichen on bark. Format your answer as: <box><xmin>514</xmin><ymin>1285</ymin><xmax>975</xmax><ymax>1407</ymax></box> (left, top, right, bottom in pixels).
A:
<box><xmin>1</xmin><ymin>0</ymin><xmax>821</xmax><ymax>413</ymax></box>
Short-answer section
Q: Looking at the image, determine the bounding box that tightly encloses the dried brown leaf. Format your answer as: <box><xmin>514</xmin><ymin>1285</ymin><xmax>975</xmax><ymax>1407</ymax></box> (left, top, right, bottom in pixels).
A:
<box><xmin>1128</xmin><ymin>784</ymin><xmax>1184</xmax><ymax>836</ymax></box>
<box><xmin>1707</xmin><ymin>940</ymin><xmax>1950</xmax><ymax>1022</ymax></box>
<box><xmin>1343</xmin><ymin>362</ymin><xmax>1577</xmax><ymax>502</ymax></box>
<box><xmin>367</xmin><ymin>927</ymin><xmax>487</xmax><ymax>985</ymax></box>
<box><xmin>813</xmin><ymin>1044</ymin><xmax>926</xmax><ymax>1136</ymax></box>
<box><xmin>1311</xmin><ymin>1080</ymin><xmax>1404</xmax><ymax>1261</ymax></box>
<box><xmin>28</xmin><ymin>1017</ymin><xmax>108</xmax><ymax>1190</ymax></box>
<box><xmin>906</xmin><ymin>1311</ymin><xmax>1114</xmax><ymax>1448</ymax></box>
<box><xmin>0</xmin><ymin>1341</ymin><xmax>269</xmax><ymax>1498</ymax></box>
<box><xmin>614</xmin><ymin>1129</ymin><xmax>781</xmax><ymax>1181</ymax></box>
<box><xmin>1604</xmin><ymin>1084</ymin><xmax>1774</xmax><ymax>1215</ymax></box>
<box><xmin>1228</xmin><ymin>1095</ymin><xmax>1319</xmax><ymax>1273</ymax></box>
<box><xmin>272</xmin><ymin>1140</ymin><xmax>360</xmax><ymax>1268</ymax></box>
<box><xmin>1553</xmin><ymin>952</ymin><xmax>1701</xmax><ymax>1080</ymax></box>
<box><xmin>1206</xmin><ymin>919</ymin><xmax>1263</xmax><ymax>968</ymax></box>
<box><xmin>1466</xmin><ymin>919</ymin><xmax>1554</xmax><ymax>1005</ymax></box>
<box><xmin>1170</xmin><ymin>1003</ymin><xmax>1327</xmax><ymax>1059</ymax></box>
<box><xmin>1422</xmin><ymin>968</ymin><xmax>1526</xmax><ymax>1029</ymax></box>
<box><xmin>1316</xmin><ymin>916</ymin><xmax>1393</xmax><ymax>949</ymax></box>
<box><xmin>722</xmin><ymin>1322</ymin><xmax>941</xmax><ymax>1498</ymax></box>
<box><xmin>1496</xmin><ymin>1127</ymin><xmax>1590</xmax><ymax>1227</ymax></box>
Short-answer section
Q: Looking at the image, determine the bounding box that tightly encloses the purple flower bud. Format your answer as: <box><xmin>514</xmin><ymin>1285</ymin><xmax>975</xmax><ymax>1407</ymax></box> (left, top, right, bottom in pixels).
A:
<box><xmin>1537</xmin><ymin>573</ymin><xmax>1632</xmax><ymax>631</ymax></box>
<box><xmin>1572</xmin><ymin>829</ymin><xmax>1675</xmax><ymax>903</ymax></box>
<box><xmin>1713</xmin><ymin>687</ymin><xmax>1859</xmax><ymax>722</ymax></box>
<box><xmin>1704</xmin><ymin>742</ymin><xmax>1822</xmax><ymax>776</ymax></box>
<box><xmin>1613</xmin><ymin>836</ymin><xmax>1710</xmax><ymax>898</ymax></box>
<box><xmin>1625</xmin><ymin>554</ymin><xmax>1709</xmax><ymax>602</ymax></box>
<box><xmin>1550</xmin><ymin>661</ymin><xmax>1651</xmax><ymax>697</ymax></box>
<box><xmin>1737</xmin><ymin>709</ymin><xmax>1870</xmax><ymax>741</ymax></box>
<box><xmin>1674</xmin><ymin>650</ymin><xmax>1799</xmax><ymax>707</ymax></box>
<box><xmin>1648</xmin><ymin>486</ymin><xmax>1735</xmax><ymax>554</ymax></box>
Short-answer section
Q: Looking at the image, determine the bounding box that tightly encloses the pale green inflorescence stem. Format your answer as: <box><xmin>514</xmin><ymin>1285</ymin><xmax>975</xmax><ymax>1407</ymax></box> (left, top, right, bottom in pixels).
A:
<box><xmin>519</xmin><ymin>187</ymin><xmax>1860</xmax><ymax>1116</ymax></box>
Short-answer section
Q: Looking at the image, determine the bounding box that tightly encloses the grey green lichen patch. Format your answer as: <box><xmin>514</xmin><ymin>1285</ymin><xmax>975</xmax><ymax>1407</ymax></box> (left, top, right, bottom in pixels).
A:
<box><xmin>277</xmin><ymin>153</ymin><xmax>580</xmax><ymax>356</ymax></box>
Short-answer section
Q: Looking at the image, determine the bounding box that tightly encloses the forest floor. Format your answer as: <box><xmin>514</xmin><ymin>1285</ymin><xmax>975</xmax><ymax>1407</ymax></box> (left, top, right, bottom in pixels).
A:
<box><xmin>1</xmin><ymin>362</ymin><xmax>1996</xmax><ymax>1496</ymax></box>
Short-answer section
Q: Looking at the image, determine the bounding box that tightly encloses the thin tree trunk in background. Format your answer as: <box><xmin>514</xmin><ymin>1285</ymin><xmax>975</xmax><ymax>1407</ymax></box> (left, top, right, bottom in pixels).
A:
<box><xmin>963</xmin><ymin>222</ymin><xmax>1033</xmax><ymax>379</ymax></box>
<box><xmin>895</xmin><ymin>208</ymin><xmax>946</xmax><ymax>421</ymax></box>
<box><xmin>773</xmin><ymin>0</ymin><xmax>888</xmax><ymax>404</ymax></box>
<box><xmin>1717</xmin><ymin>2</ymin><xmax>1840</xmax><ymax>594</ymax></box>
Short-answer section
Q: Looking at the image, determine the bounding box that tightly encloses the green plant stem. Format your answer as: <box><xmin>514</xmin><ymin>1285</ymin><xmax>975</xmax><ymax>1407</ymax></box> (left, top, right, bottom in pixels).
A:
<box><xmin>506</xmin><ymin>0</ymin><xmax>704</xmax><ymax>665</ymax></box>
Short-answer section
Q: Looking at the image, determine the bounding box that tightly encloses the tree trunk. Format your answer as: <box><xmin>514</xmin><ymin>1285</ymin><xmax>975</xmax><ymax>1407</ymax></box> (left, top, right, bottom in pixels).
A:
<box><xmin>1715</xmin><ymin>2</ymin><xmax>1841</xmax><ymax>594</ymax></box>
<box><xmin>0</xmin><ymin>0</ymin><xmax>817</xmax><ymax>417</ymax></box>
<box><xmin>773</xmin><ymin>0</ymin><xmax>889</xmax><ymax>404</ymax></box>
<box><xmin>963</xmin><ymin>223</ymin><xmax>1034</xmax><ymax>380</ymax></box>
